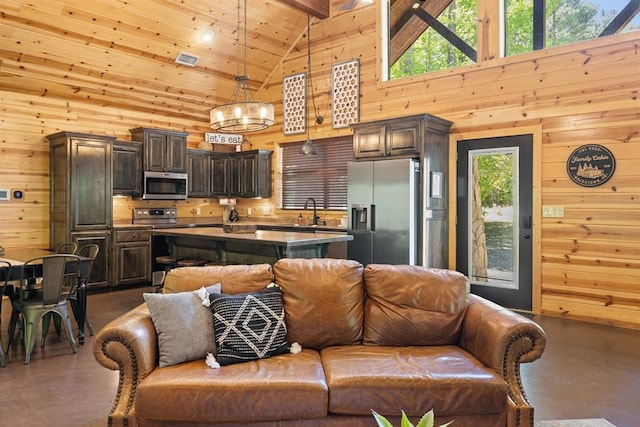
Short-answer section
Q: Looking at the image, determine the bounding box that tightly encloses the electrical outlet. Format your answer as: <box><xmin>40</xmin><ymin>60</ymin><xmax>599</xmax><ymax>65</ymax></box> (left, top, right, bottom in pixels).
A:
<box><xmin>195</xmin><ymin>207</ymin><xmax>201</xmax><ymax>215</ymax></box>
<box><xmin>542</xmin><ymin>206</ymin><xmax>564</xmax><ymax>218</ymax></box>
<box><xmin>263</xmin><ymin>206</ymin><xmax>271</xmax><ymax>215</ymax></box>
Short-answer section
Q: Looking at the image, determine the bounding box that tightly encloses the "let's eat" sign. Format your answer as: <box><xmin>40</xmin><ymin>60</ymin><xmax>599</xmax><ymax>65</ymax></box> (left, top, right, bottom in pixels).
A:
<box><xmin>205</xmin><ymin>133</ymin><xmax>243</xmax><ymax>144</ymax></box>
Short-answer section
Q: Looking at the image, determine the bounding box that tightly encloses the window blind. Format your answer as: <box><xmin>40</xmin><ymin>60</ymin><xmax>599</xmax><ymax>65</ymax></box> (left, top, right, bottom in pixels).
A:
<box><xmin>280</xmin><ymin>136</ymin><xmax>353</xmax><ymax>210</ymax></box>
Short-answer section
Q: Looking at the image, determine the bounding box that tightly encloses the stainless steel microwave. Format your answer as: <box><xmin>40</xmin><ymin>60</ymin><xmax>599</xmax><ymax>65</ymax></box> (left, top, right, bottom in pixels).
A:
<box><xmin>143</xmin><ymin>171</ymin><xmax>188</xmax><ymax>200</ymax></box>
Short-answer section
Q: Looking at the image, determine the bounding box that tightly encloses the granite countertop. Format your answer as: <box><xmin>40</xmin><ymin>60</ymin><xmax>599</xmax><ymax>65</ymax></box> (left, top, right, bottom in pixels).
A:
<box><xmin>151</xmin><ymin>227</ymin><xmax>352</xmax><ymax>246</ymax></box>
<box><xmin>113</xmin><ymin>218</ymin><xmax>346</xmax><ymax>233</ymax></box>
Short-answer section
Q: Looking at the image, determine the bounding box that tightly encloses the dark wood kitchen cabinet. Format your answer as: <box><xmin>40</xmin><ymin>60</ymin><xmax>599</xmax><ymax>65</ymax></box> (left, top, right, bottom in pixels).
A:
<box><xmin>189</xmin><ymin>149</ymin><xmax>271</xmax><ymax>199</ymax></box>
<box><xmin>113</xmin><ymin>228</ymin><xmax>151</xmax><ymax>286</ymax></box>
<box><xmin>228</xmin><ymin>154</ymin><xmax>244</xmax><ymax>196</ymax></box>
<box><xmin>226</xmin><ymin>150</ymin><xmax>272</xmax><ymax>198</ymax></box>
<box><xmin>351</xmin><ymin>114</ymin><xmax>451</xmax><ymax>160</ymax></box>
<box><xmin>238</xmin><ymin>150</ymin><xmax>272</xmax><ymax>198</ymax></box>
<box><xmin>48</xmin><ymin>131</ymin><xmax>115</xmax><ymax>288</ymax></box>
<box><xmin>187</xmin><ymin>149</ymin><xmax>211</xmax><ymax>198</ymax></box>
<box><xmin>71</xmin><ymin>230</ymin><xmax>111</xmax><ymax>288</ymax></box>
<box><xmin>113</xmin><ymin>140</ymin><xmax>142</xmax><ymax>196</ymax></box>
<box><xmin>210</xmin><ymin>154</ymin><xmax>229</xmax><ymax>196</ymax></box>
<box><xmin>130</xmin><ymin>127</ymin><xmax>188</xmax><ymax>173</ymax></box>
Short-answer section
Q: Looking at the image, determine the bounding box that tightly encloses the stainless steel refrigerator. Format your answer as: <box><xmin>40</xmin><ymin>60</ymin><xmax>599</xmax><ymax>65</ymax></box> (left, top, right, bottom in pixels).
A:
<box><xmin>347</xmin><ymin>158</ymin><xmax>420</xmax><ymax>265</ymax></box>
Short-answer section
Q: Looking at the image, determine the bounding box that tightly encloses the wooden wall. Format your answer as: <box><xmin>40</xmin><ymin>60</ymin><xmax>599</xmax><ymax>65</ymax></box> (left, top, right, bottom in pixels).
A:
<box><xmin>253</xmin><ymin>4</ymin><xmax>640</xmax><ymax>329</ymax></box>
<box><xmin>0</xmin><ymin>1</ymin><xmax>638</xmax><ymax>329</ymax></box>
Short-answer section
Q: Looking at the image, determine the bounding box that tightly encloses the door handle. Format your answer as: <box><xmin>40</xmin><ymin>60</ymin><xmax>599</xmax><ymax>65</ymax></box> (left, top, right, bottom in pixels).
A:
<box><xmin>370</xmin><ymin>204</ymin><xmax>376</xmax><ymax>232</ymax></box>
<box><xmin>523</xmin><ymin>233</ymin><xmax>531</xmax><ymax>240</ymax></box>
<box><xmin>522</xmin><ymin>216</ymin><xmax>532</xmax><ymax>229</ymax></box>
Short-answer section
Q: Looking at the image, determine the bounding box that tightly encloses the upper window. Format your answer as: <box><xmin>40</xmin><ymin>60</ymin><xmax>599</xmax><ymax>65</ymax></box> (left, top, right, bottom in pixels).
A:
<box><xmin>384</xmin><ymin>0</ymin><xmax>640</xmax><ymax>80</ymax></box>
<box><xmin>280</xmin><ymin>137</ymin><xmax>354</xmax><ymax>211</ymax></box>
<box><xmin>505</xmin><ymin>0</ymin><xmax>640</xmax><ymax>56</ymax></box>
<box><xmin>387</xmin><ymin>0</ymin><xmax>477</xmax><ymax>80</ymax></box>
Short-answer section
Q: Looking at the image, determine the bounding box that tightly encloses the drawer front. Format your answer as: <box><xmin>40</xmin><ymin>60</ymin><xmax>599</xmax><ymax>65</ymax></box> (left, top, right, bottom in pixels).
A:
<box><xmin>116</xmin><ymin>229</ymin><xmax>151</xmax><ymax>242</ymax></box>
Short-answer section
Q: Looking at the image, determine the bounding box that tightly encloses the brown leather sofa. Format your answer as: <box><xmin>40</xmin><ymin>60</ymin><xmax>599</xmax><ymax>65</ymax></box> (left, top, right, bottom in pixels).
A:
<box><xmin>94</xmin><ymin>258</ymin><xmax>546</xmax><ymax>427</ymax></box>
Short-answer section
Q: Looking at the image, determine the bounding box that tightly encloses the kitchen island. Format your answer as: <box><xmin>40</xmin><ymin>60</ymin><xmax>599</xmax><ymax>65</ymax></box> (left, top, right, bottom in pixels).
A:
<box><xmin>152</xmin><ymin>227</ymin><xmax>353</xmax><ymax>266</ymax></box>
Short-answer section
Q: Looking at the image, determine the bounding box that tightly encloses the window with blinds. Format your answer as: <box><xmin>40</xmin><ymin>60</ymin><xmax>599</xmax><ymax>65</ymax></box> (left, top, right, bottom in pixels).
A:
<box><xmin>280</xmin><ymin>137</ymin><xmax>354</xmax><ymax>210</ymax></box>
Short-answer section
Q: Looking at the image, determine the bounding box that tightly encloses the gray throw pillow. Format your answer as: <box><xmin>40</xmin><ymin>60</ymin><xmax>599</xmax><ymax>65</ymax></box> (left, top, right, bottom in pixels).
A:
<box><xmin>144</xmin><ymin>283</ymin><xmax>221</xmax><ymax>368</ymax></box>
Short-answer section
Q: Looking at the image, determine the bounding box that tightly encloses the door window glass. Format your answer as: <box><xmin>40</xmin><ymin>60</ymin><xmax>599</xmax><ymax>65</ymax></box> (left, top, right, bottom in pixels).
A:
<box><xmin>467</xmin><ymin>148</ymin><xmax>519</xmax><ymax>289</ymax></box>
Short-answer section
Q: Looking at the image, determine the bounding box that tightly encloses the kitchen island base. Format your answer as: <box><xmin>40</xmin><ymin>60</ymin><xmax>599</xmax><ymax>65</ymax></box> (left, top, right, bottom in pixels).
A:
<box><xmin>152</xmin><ymin>227</ymin><xmax>352</xmax><ymax>268</ymax></box>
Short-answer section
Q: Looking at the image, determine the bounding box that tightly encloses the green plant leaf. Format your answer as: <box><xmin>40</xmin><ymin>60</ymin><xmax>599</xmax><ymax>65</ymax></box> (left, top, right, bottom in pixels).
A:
<box><xmin>372</xmin><ymin>410</ymin><xmax>394</xmax><ymax>427</ymax></box>
<box><xmin>373</xmin><ymin>408</ymin><xmax>453</xmax><ymax>427</ymax></box>
<box><xmin>400</xmin><ymin>411</ymin><xmax>415</xmax><ymax>427</ymax></box>
<box><xmin>416</xmin><ymin>409</ymin><xmax>434</xmax><ymax>427</ymax></box>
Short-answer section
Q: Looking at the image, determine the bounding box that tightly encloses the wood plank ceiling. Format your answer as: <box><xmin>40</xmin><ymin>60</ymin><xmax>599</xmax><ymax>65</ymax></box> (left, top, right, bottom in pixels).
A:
<box><xmin>0</xmin><ymin>0</ymin><xmax>394</xmax><ymax>126</ymax></box>
<box><xmin>0</xmin><ymin>0</ymin><xmax>318</xmax><ymax>124</ymax></box>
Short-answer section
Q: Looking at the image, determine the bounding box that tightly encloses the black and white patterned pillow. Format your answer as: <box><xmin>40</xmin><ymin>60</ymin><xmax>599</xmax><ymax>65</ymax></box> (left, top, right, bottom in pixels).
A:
<box><xmin>208</xmin><ymin>285</ymin><xmax>291</xmax><ymax>366</ymax></box>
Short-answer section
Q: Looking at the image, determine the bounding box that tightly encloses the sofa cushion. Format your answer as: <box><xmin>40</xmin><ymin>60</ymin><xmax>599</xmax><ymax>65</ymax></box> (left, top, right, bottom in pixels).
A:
<box><xmin>143</xmin><ymin>283</ymin><xmax>220</xmax><ymax>368</ymax></box>
<box><xmin>273</xmin><ymin>258</ymin><xmax>364</xmax><ymax>349</ymax></box>
<box><xmin>321</xmin><ymin>345</ymin><xmax>507</xmax><ymax>417</ymax></box>
<box><xmin>136</xmin><ymin>349</ymin><xmax>328</xmax><ymax>423</ymax></box>
<box><xmin>363</xmin><ymin>264</ymin><xmax>469</xmax><ymax>346</ymax></box>
<box><xmin>163</xmin><ymin>263</ymin><xmax>273</xmax><ymax>294</ymax></box>
<box><xmin>208</xmin><ymin>286</ymin><xmax>291</xmax><ymax>366</ymax></box>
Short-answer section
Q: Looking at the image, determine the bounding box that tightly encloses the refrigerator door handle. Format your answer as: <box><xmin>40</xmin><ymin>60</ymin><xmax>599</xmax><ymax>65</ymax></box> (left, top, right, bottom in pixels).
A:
<box><xmin>370</xmin><ymin>204</ymin><xmax>376</xmax><ymax>232</ymax></box>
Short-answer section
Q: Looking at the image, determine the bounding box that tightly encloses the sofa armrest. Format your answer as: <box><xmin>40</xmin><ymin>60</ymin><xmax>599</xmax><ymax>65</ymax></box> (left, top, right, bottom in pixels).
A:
<box><xmin>93</xmin><ymin>303</ymin><xmax>158</xmax><ymax>427</ymax></box>
<box><xmin>459</xmin><ymin>294</ymin><xmax>546</xmax><ymax>427</ymax></box>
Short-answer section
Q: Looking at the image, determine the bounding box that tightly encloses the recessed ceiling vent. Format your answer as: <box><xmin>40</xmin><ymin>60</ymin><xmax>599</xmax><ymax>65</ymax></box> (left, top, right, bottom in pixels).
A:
<box><xmin>175</xmin><ymin>52</ymin><xmax>200</xmax><ymax>67</ymax></box>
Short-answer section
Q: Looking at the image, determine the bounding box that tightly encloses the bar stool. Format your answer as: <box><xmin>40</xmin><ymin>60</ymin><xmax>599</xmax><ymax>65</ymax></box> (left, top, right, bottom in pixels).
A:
<box><xmin>156</xmin><ymin>255</ymin><xmax>176</xmax><ymax>270</ymax></box>
<box><xmin>176</xmin><ymin>259</ymin><xmax>207</xmax><ymax>268</ymax></box>
<box><xmin>153</xmin><ymin>256</ymin><xmax>176</xmax><ymax>293</ymax></box>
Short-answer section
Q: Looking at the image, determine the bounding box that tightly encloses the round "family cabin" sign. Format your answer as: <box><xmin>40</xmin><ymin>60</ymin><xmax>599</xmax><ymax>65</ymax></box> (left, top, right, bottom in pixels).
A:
<box><xmin>566</xmin><ymin>144</ymin><xmax>616</xmax><ymax>187</ymax></box>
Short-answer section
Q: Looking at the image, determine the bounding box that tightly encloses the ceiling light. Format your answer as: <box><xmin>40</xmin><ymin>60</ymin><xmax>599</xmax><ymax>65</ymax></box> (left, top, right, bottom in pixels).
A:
<box><xmin>210</xmin><ymin>0</ymin><xmax>274</xmax><ymax>133</ymax></box>
<box><xmin>200</xmin><ymin>29</ymin><xmax>214</xmax><ymax>42</ymax></box>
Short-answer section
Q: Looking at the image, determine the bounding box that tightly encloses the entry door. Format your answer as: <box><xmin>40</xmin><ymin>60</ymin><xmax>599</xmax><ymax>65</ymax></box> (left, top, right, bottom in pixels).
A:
<box><xmin>456</xmin><ymin>135</ymin><xmax>533</xmax><ymax>310</ymax></box>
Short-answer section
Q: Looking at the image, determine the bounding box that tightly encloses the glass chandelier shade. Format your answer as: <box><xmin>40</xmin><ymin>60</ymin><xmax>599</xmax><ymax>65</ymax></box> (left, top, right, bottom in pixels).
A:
<box><xmin>210</xmin><ymin>76</ymin><xmax>275</xmax><ymax>132</ymax></box>
<box><xmin>210</xmin><ymin>0</ymin><xmax>274</xmax><ymax>133</ymax></box>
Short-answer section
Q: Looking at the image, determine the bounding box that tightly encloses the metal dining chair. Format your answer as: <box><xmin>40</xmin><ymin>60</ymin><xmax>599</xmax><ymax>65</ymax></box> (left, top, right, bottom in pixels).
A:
<box><xmin>0</xmin><ymin>260</ymin><xmax>13</xmax><ymax>367</ymax></box>
<box><xmin>48</xmin><ymin>244</ymin><xmax>99</xmax><ymax>338</ymax></box>
<box><xmin>55</xmin><ymin>242</ymin><xmax>78</xmax><ymax>254</ymax></box>
<box><xmin>0</xmin><ymin>260</ymin><xmax>14</xmax><ymax>321</ymax></box>
<box><xmin>72</xmin><ymin>244</ymin><xmax>99</xmax><ymax>335</ymax></box>
<box><xmin>6</xmin><ymin>254</ymin><xmax>80</xmax><ymax>364</ymax></box>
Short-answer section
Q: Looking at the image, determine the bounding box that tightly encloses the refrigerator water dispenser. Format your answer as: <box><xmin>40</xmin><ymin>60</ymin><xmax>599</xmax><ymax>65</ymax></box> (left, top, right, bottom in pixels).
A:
<box><xmin>351</xmin><ymin>205</ymin><xmax>368</xmax><ymax>230</ymax></box>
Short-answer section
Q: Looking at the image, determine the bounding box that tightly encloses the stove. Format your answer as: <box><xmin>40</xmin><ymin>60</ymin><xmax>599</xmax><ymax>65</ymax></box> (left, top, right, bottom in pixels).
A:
<box><xmin>132</xmin><ymin>208</ymin><xmax>177</xmax><ymax>228</ymax></box>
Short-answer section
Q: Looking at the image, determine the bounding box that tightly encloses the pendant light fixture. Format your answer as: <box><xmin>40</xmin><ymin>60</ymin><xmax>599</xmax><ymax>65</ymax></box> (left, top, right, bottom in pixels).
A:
<box><xmin>300</xmin><ymin>13</ymin><xmax>319</xmax><ymax>155</ymax></box>
<box><xmin>210</xmin><ymin>0</ymin><xmax>274</xmax><ymax>133</ymax></box>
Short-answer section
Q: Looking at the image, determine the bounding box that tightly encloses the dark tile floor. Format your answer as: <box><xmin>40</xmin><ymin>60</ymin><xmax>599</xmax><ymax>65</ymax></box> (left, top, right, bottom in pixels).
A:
<box><xmin>1</xmin><ymin>287</ymin><xmax>639</xmax><ymax>427</ymax></box>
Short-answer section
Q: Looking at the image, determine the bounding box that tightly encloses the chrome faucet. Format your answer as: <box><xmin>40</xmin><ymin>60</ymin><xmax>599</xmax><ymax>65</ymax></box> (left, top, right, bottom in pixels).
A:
<box><xmin>304</xmin><ymin>197</ymin><xmax>319</xmax><ymax>225</ymax></box>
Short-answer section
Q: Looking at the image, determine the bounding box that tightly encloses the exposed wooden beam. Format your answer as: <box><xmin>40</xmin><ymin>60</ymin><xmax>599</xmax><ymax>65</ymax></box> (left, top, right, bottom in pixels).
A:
<box><xmin>599</xmin><ymin>0</ymin><xmax>639</xmax><ymax>36</ymax></box>
<box><xmin>389</xmin><ymin>0</ymin><xmax>452</xmax><ymax>65</ymax></box>
<box><xmin>414</xmin><ymin>8</ymin><xmax>476</xmax><ymax>62</ymax></box>
<box><xmin>279</xmin><ymin>0</ymin><xmax>330</xmax><ymax>19</ymax></box>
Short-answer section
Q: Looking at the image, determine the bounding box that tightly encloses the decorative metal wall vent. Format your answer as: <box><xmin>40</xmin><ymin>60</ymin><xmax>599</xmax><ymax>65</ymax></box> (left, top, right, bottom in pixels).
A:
<box><xmin>283</xmin><ymin>72</ymin><xmax>307</xmax><ymax>135</ymax></box>
<box><xmin>332</xmin><ymin>59</ymin><xmax>360</xmax><ymax>128</ymax></box>
<box><xmin>175</xmin><ymin>52</ymin><xmax>200</xmax><ymax>67</ymax></box>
